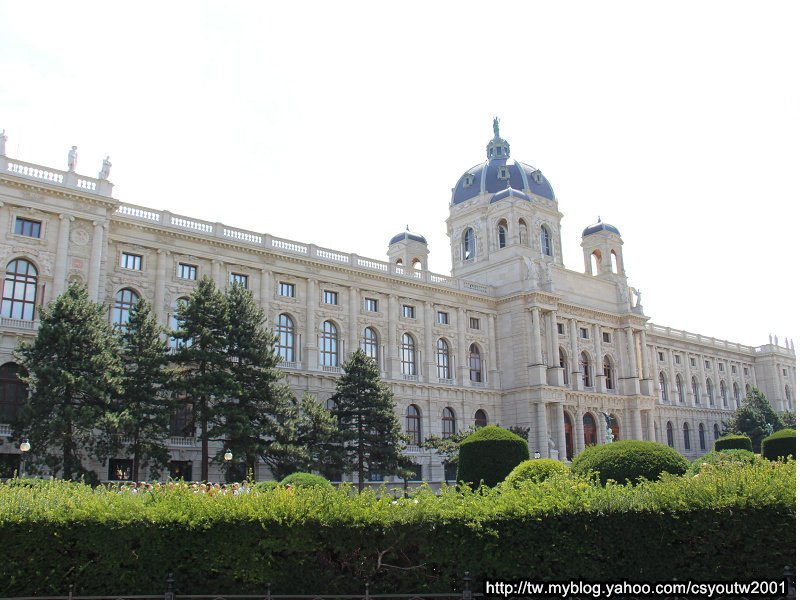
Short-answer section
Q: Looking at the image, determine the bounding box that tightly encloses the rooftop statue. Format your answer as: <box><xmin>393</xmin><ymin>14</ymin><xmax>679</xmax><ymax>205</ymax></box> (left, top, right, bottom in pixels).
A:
<box><xmin>0</xmin><ymin>129</ymin><xmax>6</xmax><ymax>156</ymax></box>
<box><xmin>493</xmin><ymin>116</ymin><xmax>500</xmax><ymax>138</ymax></box>
<box><xmin>99</xmin><ymin>156</ymin><xmax>112</xmax><ymax>180</ymax></box>
<box><xmin>67</xmin><ymin>146</ymin><xmax>78</xmax><ymax>172</ymax></box>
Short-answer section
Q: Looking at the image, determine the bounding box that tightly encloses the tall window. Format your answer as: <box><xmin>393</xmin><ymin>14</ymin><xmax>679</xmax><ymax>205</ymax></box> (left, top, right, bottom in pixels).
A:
<box><xmin>497</xmin><ymin>220</ymin><xmax>507</xmax><ymax>249</ymax></box>
<box><xmin>583</xmin><ymin>413</ymin><xmax>597</xmax><ymax>446</ymax></box>
<box><xmin>168</xmin><ymin>297</ymin><xmax>191</xmax><ymax>350</ymax></box>
<box><xmin>401</xmin><ymin>333</ymin><xmax>416</xmax><ymax>376</ymax></box>
<box><xmin>540</xmin><ymin>225</ymin><xmax>552</xmax><ymax>256</ymax></box>
<box><xmin>706</xmin><ymin>378</ymin><xmax>714</xmax><ymax>405</ymax></box>
<box><xmin>169</xmin><ymin>392</ymin><xmax>194</xmax><ymax>437</ymax></box>
<box><xmin>0</xmin><ymin>363</ymin><xmax>26</xmax><ymax>423</ymax></box>
<box><xmin>112</xmin><ymin>288</ymin><xmax>140</xmax><ymax>328</ymax></box>
<box><xmin>734</xmin><ymin>383</ymin><xmax>741</xmax><ymax>408</ymax></box>
<box><xmin>442</xmin><ymin>407</ymin><xmax>456</xmax><ymax>438</ymax></box>
<box><xmin>666</xmin><ymin>421</ymin><xmax>674</xmax><ymax>448</ymax></box>
<box><xmin>580</xmin><ymin>352</ymin><xmax>592</xmax><ymax>387</ymax></box>
<box><xmin>406</xmin><ymin>404</ymin><xmax>421</xmax><ymax>445</ymax></box>
<box><xmin>469</xmin><ymin>343</ymin><xmax>482</xmax><ymax>383</ymax></box>
<box><xmin>319</xmin><ymin>320</ymin><xmax>338</xmax><ymax>367</ymax></box>
<box><xmin>713</xmin><ymin>423</ymin><xmax>720</xmax><ymax>440</ymax></box>
<box><xmin>676</xmin><ymin>374</ymin><xmax>685</xmax><ymax>403</ymax></box>
<box><xmin>436</xmin><ymin>338</ymin><xmax>451</xmax><ymax>379</ymax></box>
<box><xmin>603</xmin><ymin>356</ymin><xmax>614</xmax><ymax>389</ymax></box>
<box><xmin>275</xmin><ymin>314</ymin><xmax>295</xmax><ymax>363</ymax></box>
<box><xmin>699</xmin><ymin>423</ymin><xmax>706</xmax><ymax>450</ymax></box>
<box><xmin>720</xmin><ymin>381</ymin><xmax>728</xmax><ymax>407</ymax></box>
<box><xmin>659</xmin><ymin>372</ymin><xmax>668</xmax><ymax>403</ymax></box>
<box><xmin>2</xmin><ymin>259</ymin><xmax>38</xmax><ymax>321</ymax></box>
<box><xmin>692</xmin><ymin>377</ymin><xmax>700</xmax><ymax>405</ymax></box>
<box><xmin>474</xmin><ymin>409</ymin><xmax>488</xmax><ymax>428</ymax></box>
<box><xmin>360</xmin><ymin>327</ymin><xmax>379</xmax><ymax>365</ymax></box>
<box><xmin>559</xmin><ymin>348</ymin><xmax>569</xmax><ymax>384</ymax></box>
<box><xmin>463</xmin><ymin>228</ymin><xmax>475</xmax><ymax>260</ymax></box>
<box><xmin>683</xmin><ymin>422</ymin><xmax>691</xmax><ymax>450</ymax></box>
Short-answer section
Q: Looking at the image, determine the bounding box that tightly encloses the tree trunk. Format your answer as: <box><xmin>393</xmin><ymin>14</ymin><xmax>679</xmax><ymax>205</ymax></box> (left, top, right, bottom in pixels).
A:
<box><xmin>201</xmin><ymin>398</ymin><xmax>209</xmax><ymax>481</ymax></box>
<box><xmin>132</xmin><ymin>435</ymin><xmax>140</xmax><ymax>482</ymax></box>
<box><xmin>63</xmin><ymin>416</ymin><xmax>73</xmax><ymax>480</ymax></box>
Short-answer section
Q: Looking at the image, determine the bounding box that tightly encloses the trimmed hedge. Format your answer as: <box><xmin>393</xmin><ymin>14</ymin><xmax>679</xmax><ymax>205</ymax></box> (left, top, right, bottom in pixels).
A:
<box><xmin>503</xmin><ymin>458</ymin><xmax>568</xmax><ymax>487</ymax></box>
<box><xmin>0</xmin><ymin>460</ymin><xmax>793</xmax><ymax>595</ymax></box>
<box><xmin>714</xmin><ymin>434</ymin><xmax>753</xmax><ymax>452</ymax></box>
<box><xmin>280</xmin><ymin>472</ymin><xmax>333</xmax><ymax>488</ymax></box>
<box><xmin>762</xmin><ymin>428</ymin><xmax>796</xmax><ymax>461</ymax></box>
<box><xmin>689</xmin><ymin>449</ymin><xmax>759</xmax><ymax>475</ymax></box>
<box><xmin>456</xmin><ymin>425</ymin><xmax>529</xmax><ymax>488</ymax></box>
<box><xmin>571</xmin><ymin>440</ymin><xmax>689</xmax><ymax>485</ymax></box>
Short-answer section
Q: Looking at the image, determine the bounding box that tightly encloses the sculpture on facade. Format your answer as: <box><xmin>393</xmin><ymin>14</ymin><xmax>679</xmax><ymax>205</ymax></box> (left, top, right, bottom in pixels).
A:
<box><xmin>99</xmin><ymin>156</ymin><xmax>112</xmax><ymax>180</ymax></box>
<box><xmin>67</xmin><ymin>146</ymin><xmax>78</xmax><ymax>172</ymax></box>
<box><xmin>631</xmin><ymin>287</ymin><xmax>642</xmax><ymax>308</ymax></box>
<box><xmin>0</xmin><ymin>129</ymin><xmax>6</xmax><ymax>156</ymax></box>
<box><xmin>601</xmin><ymin>411</ymin><xmax>614</xmax><ymax>443</ymax></box>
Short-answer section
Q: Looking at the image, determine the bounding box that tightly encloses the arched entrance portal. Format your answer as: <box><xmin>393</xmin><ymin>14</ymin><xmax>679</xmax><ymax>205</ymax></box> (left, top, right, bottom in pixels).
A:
<box><xmin>583</xmin><ymin>412</ymin><xmax>598</xmax><ymax>446</ymax></box>
<box><xmin>564</xmin><ymin>412</ymin><xmax>574</xmax><ymax>460</ymax></box>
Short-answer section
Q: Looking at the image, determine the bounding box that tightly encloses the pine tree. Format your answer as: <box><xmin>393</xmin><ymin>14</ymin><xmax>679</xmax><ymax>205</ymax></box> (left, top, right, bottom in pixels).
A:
<box><xmin>171</xmin><ymin>277</ymin><xmax>232</xmax><ymax>481</ymax></box>
<box><xmin>330</xmin><ymin>349</ymin><xmax>407</xmax><ymax>491</ymax></box>
<box><xmin>14</xmin><ymin>282</ymin><xmax>123</xmax><ymax>481</ymax></box>
<box><xmin>725</xmin><ymin>387</ymin><xmax>783</xmax><ymax>452</ymax></box>
<box><xmin>116</xmin><ymin>298</ymin><xmax>171</xmax><ymax>481</ymax></box>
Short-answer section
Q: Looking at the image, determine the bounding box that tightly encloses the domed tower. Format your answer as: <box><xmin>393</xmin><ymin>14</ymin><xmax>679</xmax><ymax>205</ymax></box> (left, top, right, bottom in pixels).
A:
<box><xmin>387</xmin><ymin>227</ymin><xmax>429</xmax><ymax>272</ymax></box>
<box><xmin>580</xmin><ymin>217</ymin><xmax>625</xmax><ymax>278</ymax></box>
<box><xmin>446</xmin><ymin>118</ymin><xmax>563</xmax><ymax>285</ymax></box>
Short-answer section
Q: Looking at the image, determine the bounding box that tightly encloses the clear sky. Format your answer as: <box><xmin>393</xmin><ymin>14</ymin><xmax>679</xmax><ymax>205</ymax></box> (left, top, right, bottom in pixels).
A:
<box><xmin>1</xmin><ymin>1</ymin><xmax>797</xmax><ymax>350</ymax></box>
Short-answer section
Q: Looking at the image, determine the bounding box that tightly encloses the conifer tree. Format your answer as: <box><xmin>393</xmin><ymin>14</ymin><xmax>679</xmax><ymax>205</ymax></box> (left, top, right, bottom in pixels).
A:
<box><xmin>330</xmin><ymin>349</ymin><xmax>408</xmax><ymax>491</ymax></box>
<box><xmin>116</xmin><ymin>298</ymin><xmax>171</xmax><ymax>481</ymax></box>
<box><xmin>171</xmin><ymin>276</ymin><xmax>232</xmax><ymax>481</ymax></box>
<box><xmin>725</xmin><ymin>387</ymin><xmax>783</xmax><ymax>452</ymax></box>
<box><xmin>14</xmin><ymin>282</ymin><xmax>123</xmax><ymax>481</ymax></box>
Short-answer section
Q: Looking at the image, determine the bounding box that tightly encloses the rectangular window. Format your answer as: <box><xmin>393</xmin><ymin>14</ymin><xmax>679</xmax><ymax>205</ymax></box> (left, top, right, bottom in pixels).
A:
<box><xmin>690</xmin><ymin>357</ymin><xmax>696</xmax><ymax>367</ymax></box>
<box><xmin>557</xmin><ymin>323</ymin><xmax>565</xmax><ymax>335</ymax></box>
<box><xmin>230</xmin><ymin>273</ymin><xmax>249</xmax><ymax>288</ymax></box>
<box><xmin>602</xmin><ymin>332</ymin><xmax>611</xmax><ymax>343</ymax></box>
<box><xmin>323</xmin><ymin>290</ymin><xmax>338</xmax><ymax>305</ymax></box>
<box><xmin>120</xmin><ymin>252</ymin><xmax>142</xmax><ymax>271</ymax></box>
<box><xmin>437</xmin><ymin>311</ymin><xmax>449</xmax><ymax>325</ymax></box>
<box><xmin>469</xmin><ymin>317</ymin><xmax>480</xmax><ymax>330</ymax></box>
<box><xmin>14</xmin><ymin>217</ymin><xmax>41</xmax><ymax>238</ymax></box>
<box><xmin>784</xmin><ymin>368</ymin><xmax>788</xmax><ymax>377</ymax></box>
<box><xmin>402</xmin><ymin>305</ymin><xmax>415</xmax><ymax>318</ymax></box>
<box><xmin>177</xmin><ymin>263</ymin><xmax>197</xmax><ymax>280</ymax></box>
<box><xmin>718</xmin><ymin>363</ymin><xmax>724</xmax><ymax>372</ymax></box>
<box><xmin>279</xmin><ymin>282</ymin><xmax>295</xmax><ymax>297</ymax></box>
<box><xmin>364</xmin><ymin>297</ymin><xmax>378</xmax><ymax>312</ymax></box>
<box><xmin>674</xmin><ymin>355</ymin><xmax>681</xmax><ymax>365</ymax></box>
<box><xmin>108</xmin><ymin>458</ymin><xmax>134</xmax><ymax>482</ymax></box>
<box><xmin>658</xmin><ymin>352</ymin><xmax>664</xmax><ymax>362</ymax></box>
<box><xmin>731</xmin><ymin>365</ymin><xmax>737</xmax><ymax>374</ymax></box>
<box><xmin>168</xmin><ymin>460</ymin><xmax>193</xmax><ymax>482</ymax></box>
<box><xmin>705</xmin><ymin>360</ymin><xmax>711</xmax><ymax>369</ymax></box>
<box><xmin>579</xmin><ymin>327</ymin><xmax>589</xmax><ymax>339</ymax></box>
<box><xmin>744</xmin><ymin>367</ymin><xmax>749</xmax><ymax>376</ymax></box>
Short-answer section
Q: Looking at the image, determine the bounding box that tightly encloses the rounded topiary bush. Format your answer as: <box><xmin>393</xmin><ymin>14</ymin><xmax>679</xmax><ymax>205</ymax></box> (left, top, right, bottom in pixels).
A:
<box><xmin>457</xmin><ymin>425</ymin><xmax>529</xmax><ymax>489</ymax></box>
<box><xmin>279</xmin><ymin>472</ymin><xmax>333</xmax><ymax>488</ymax></box>
<box><xmin>253</xmin><ymin>480</ymin><xmax>280</xmax><ymax>492</ymax></box>
<box><xmin>688</xmin><ymin>449</ymin><xmax>758</xmax><ymax>475</ymax></box>
<box><xmin>571</xmin><ymin>440</ymin><xmax>689</xmax><ymax>485</ymax></box>
<box><xmin>761</xmin><ymin>429</ymin><xmax>795</xmax><ymax>461</ymax></box>
<box><xmin>503</xmin><ymin>458</ymin><xmax>568</xmax><ymax>488</ymax></box>
<box><xmin>714</xmin><ymin>434</ymin><xmax>753</xmax><ymax>452</ymax></box>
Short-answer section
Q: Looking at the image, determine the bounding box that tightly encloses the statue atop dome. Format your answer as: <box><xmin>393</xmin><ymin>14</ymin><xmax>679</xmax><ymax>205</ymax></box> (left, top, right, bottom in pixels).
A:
<box><xmin>493</xmin><ymin>116</ymin><xmax>500</xmax><ymax>138</ymax></box>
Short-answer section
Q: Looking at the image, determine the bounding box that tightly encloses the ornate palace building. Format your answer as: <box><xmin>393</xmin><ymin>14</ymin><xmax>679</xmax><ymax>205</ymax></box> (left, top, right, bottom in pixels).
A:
<box><xmin>0</xmin><ymin>124</ymin><xmax>795</xmax><ymax>482</ymax></box>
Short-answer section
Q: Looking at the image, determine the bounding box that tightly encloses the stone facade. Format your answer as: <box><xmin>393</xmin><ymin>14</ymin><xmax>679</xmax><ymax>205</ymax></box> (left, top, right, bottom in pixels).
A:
<box><xmin>0</xmin><ymin>127</ymin><xmax>795</xmax><ymax>483</ymax></box>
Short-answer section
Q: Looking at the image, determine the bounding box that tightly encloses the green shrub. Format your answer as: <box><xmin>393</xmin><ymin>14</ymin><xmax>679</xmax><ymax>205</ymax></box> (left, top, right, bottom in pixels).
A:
<box><xmin>456</xmin><ymin>425</ymin><xmax>529</xmax><ymax>488</ymax></box>
<box><xmin>503</xmin><ymin>458</ymin><xmax>568</xmax><ymax>487</ymax></box>
<box><xmin>279</xmin><ymin>472</ymin><xmax>333</xmax><ymax>488</ymax></box>
<box><xmin>714</xmin><ymin>434</ymin><xmax>753</xmax><ymax>452</ymax></box>
<box><xmin>762</xmin><ymin>428</ymin><xmax>795</xmax><ymax>461</ymax></box>
<box><xmin>571</xmin><ymin>440</ymin><xmax>689</xmax><ymax>485</ymax></box>
<box><xmin>689</xmin><ymin>449</ymin><xmax>759</xmax><ymax>475</ymax></box>
<box><xmin>252</xmin><ymin>480</ymin><xmax>280</xmax><ymax>492</ymax></box>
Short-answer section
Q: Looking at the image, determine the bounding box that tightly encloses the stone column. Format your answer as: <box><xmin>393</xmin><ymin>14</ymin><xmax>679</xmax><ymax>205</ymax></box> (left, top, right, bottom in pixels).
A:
<box><xmin>667</xmin><ymin>349</ymin><xmax>677</xmax><ymax>403</ymax></box>
<box><xmin>211</xmin><ymin>260</ymin><xmax>222</xmax><ymax>289</ymax></box>
<box><xmin>575</xmin><ymin>409</ymin><xmax>585</xmax><ymax>454</ymax></box>
<box><xmin>630</xmin><ymin>404</ymin><xmax>642</xmax><ymax>440</ymax></box>
<box><xmin>554</xmin><ymin>403</ymin><xmax>567</xmax><ymax>460</ymax></box>
<box><xmin>625</xmin><ymin>327</ymin><xmax>637</xmax><ymax>379</ymax></box>
<box><xmin>535</xmin><ymin>401</ymin><xmax>548</xmax><ymax>458</ymax></box>
<box><xmin>569</xmin><ymin>319</ymin><xmax>580</xmax><ymax>390</ymax></box>
<box><xmin>260</xmin><ymin>269</ymin><xmax>271</xmax><ymax>316</ymax></box>
<box><xmin>387</xmin><ymin>294</ymin><xmax>398</xmax><ymax>379</ymax></box>
<box><xmin>349</xmin><ymin>287</ymin><xmax>359</xmax><ymax>359</ymax></box>
<box><xmin>52</xmin><ymin>213</ymin><xmax>74</xmax><ymax>298</ymax></box>
<box><xmin>0</xmin><ymin>202</ymin><xmax>8</xmax><ymax>238</ymax></box>
<box><xmin>88</xmin><ymin>220</ymin><xmax>106</xmax><ymax>302</ymax></box>
<box><xmin>644</xmin><ymin>411</ymin><xmax>653</xmax><ymax>442</ymax></box>
<box><xmin>639</xmin><ymin>329</ymin><xmax>651</xmax><ymax>379</ymax></box>
<box><xmin>305</xmin><ymin>278</ymin><xmax>318</xmax><ymax>370</ymax></box>
<box><xmin>547</xmin><ymin>310</ymin><xmax>561</xmax><ymax>385</ymax></box>
<box><xmin>154</xmin><ymin>249</ymin><xmax>169</xmax><ymax>324</ymax></box>
<box><xmin>684</xmin><ymin>354</ymin><xmax>693</xmax><ymax>406</ymax></box>
<box><xmin>699</xmin><ymin>354</ymin><xmax>709</xmax><ymax>407</ymax></box>
<box><xmin>487</xmin><ymin>314</ymin><xmax>498</xmax><ymax>387</ymax></box>
<box><xmin>712</xmin><ymin>357</ymin><xmax>721</xmax><ymax>409</ymax></box>
<box><xmin>530</xmin><ymin>308</ymin><xmax>543</xmax><ymax>365</ymax></box>
<box><xmin>593</xmin><ymin>323</ymin><xmax>604</xmax><ymax>392</ymax></box>
<box><xmin>423</xmin><ymin>302</ymin><xmax>434</xmax><ymax>382</ymax></box>
<box><xmin>456</xmin><ymin>308</ymin><xmax>468</xmax><ymax>385</ymax></box>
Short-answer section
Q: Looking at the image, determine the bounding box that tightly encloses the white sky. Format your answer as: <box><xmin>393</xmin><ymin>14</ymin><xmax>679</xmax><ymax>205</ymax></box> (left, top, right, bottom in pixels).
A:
<box><xmin>1</xmin><ymin>1</ymin><xmax>797</xmax><ymax>350</ymax></box>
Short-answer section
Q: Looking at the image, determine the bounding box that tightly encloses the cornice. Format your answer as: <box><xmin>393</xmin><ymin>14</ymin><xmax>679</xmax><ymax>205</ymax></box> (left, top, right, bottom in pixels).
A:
<box><xmin>0</xmin><ymin>174</ymin><xmax>119</xmax><ymax>211</ymax></box>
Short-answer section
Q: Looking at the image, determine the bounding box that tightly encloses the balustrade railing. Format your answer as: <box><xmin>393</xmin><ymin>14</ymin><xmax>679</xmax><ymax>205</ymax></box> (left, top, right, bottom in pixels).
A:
<box><xmin>4</xmin><ymin>158</ymin><xmax>112</xmax><ymax>196</ymax></box>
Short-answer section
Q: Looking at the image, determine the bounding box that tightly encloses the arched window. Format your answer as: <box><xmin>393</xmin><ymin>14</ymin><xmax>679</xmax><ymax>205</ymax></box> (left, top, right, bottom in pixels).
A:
<box><xmin>603</xmin><ymin>356</ymin><xmax>614</xmax><ymax>389</ymax></box>
<box><xmin>540</xmin><ymin>225</ymin><xmax>552</xmax><ymax>256</ymax></box>
<box><xmin>275</xmin><ymin>314</ymin><xmax>296</xmax><ymax>363</ymax></box>
<box><xmin>720</xmin><ymin>381</ymin><xmax>728</xmax><ymax>407</ymax></box>
<box><xmin>706</xmin><ymin>378</ymin><xmax>714</xmax><ymax>405</ymax></box>
<box><xmin>463</xmin><ymin>228</ymin><xmax>475</xmax><ymax>260</ymax></box>
<box><xmin>497</xmin><ymin>220</ymin><xmax>508</xmax><ymax>249</ymax></box>
<box><xmin>518</xmin><ymin>219</ymin><xmax>528</xmax><ymax>245</ymax></box>
<box><xmin>559</xmin><ymin>348</ymin><xmax>569</xmax><ymax>385</ymax></box>
<box><xmin>442</xmin><ymin>407</ymin><xmax>456</xmax><ymax>439</ymax></box>
<box><xmin>734</xmin><ymin>383</ymin><xmax>741</xmax><ymax>408</ymax></box>
<box><xmin>692</xmin><ymin>377</ymin><xmax>700</xmax><ymax>405</ymax></box>
<box><xmin>666</xmin><ymin>421</ymin><xmax>674</xmax><ymax>448</ymax></box>
<box><xmin>474</xmin><ymin>409</ymin><xmax>488</xmax><ymax>428</ymax></box>
<box><xmin>580</xmin><ymin>352</ymin><xmax>592</xmax><ymax>387</ymax></box>
<box><xmin>590</xmin><ymin>250</ymin><xmax>601</xmax><ymax>276</ymax></box>
<box><xmin>683</xmin><ymin>422</ymin><xmax>691</xmax><ymax>451</ymax></box>
<box><xmin>0</xmin><ymin>363</ymin><xmax>26</xmax><ymax>423</ymax></box>
<box><xmin>112</xmin><ymin>288</ymin><xmax>140</xmax><ymax>328</ymax></box>
<box><xmin>659</xmin><ymin>372</ymin><xmax>669</xmax><ymax>403</ymax></box>
<box><xmin>169</xmin><ymin>297</ymin><xmax>191</xmax><ymax>350</ymax></box>
<box><xmin>360</xmin><ymin>327</ymin><xmax>379</xmax><ymax>366</ymax></box>
<box><xmin>713</xmin><ymin>423</ymin><xmax>720</xmax><ymax>440</ymax></box>
<box><xmin>2</xmin><ymin>259</ymin><xmax>38</xmax><ymax>321</ymax></box>
<box><xmin>436</xmin><ymin>338</ymin><xmax>451</xmax><ymax>380</ymax></box>
<box><xmin>401</xmin><ymin>333</ymin><xmax>416</xmax><ymax>376</ymax></box>
<box><xmin>406</xmin><ymin>404</ymin><xmax>421</xmax><ymax>445</ymax></box>
<box><xmin>745</xmin><ymin>383</ymin><xmax>752</xmax><ymax>395</ymax></box>
<box><xmin>676</xmin><ymin>374</ymin><xmax>685</xmax><ymax>403</ymax></box>
<box><xmin>610</xmin><ymin>250</ymin><xmax>619</xmax><ymax>274</ymax></box>
<box><xmin>319</xmin><ymin>320</ymin><xmax>338</xmax><ymax>367</ymax></box>
<box><xmin>411</xmin><ymin>258</ymin><xmax>422</xmax><ymax>270</ymax></box>
<box><xmin>469</xmin><ymin>343</ymin><xmax>482</xmax><ymax>383</ymax></box>
<box><xmin>564</xmin><ymin>412</ymin><xmax>574</xmax><ymax>460</ymax></box>
<box><xmin>699</xmin><ymin>423</ymin><xmax>706</xmax><ymax>450</ymax></box>
<box><xmin>583</xmin><ymin>413</ymin><xmax>597</xmax><ymax>446</ymax></box>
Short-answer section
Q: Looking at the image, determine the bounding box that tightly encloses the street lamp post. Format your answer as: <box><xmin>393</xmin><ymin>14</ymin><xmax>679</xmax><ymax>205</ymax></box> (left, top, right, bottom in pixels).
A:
<box><xmin>534</xmin><ymin>450</ymin><xmax>541</xmax><ymax>459</ymax></box>
<box><xmin>223</xmin><ymin>449</ymin><xmax>232</xmax><ymax>482</ymax></box>
<box><xmin>19</xmin><ymin>438</ymin><xmax>30</xmax><ymax>478</ymax></box>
